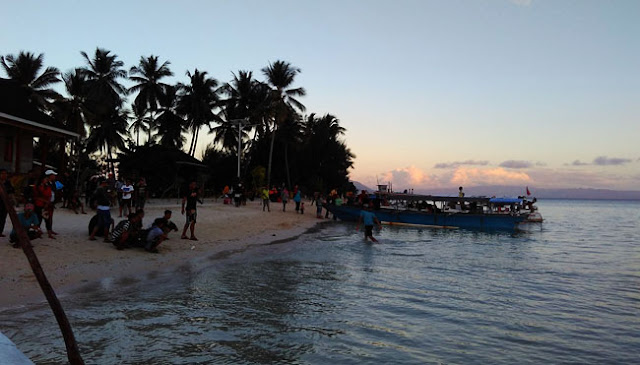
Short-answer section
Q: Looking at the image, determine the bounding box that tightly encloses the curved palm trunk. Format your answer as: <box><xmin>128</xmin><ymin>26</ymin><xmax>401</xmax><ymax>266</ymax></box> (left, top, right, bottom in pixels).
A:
<box><xmin>107</xmin><ymin>142</ymin><xmax>116</xmax><ymax>177</ymax></box>
<box><xmin>284</xmin><ymin>142</ymin><xmax>291</xmax><ymax>189</ymax></box>
<box><xmin>189</xmin><ymin>126</ymin><xmax>200</xmax><ymax>156</ymax></box>
<box><xmin>147</xmin><ymin>110</ymin><xmax>155</xmax><ymax>144</ymax></box>
<box><xmin>188</xmin><ymin>126</ymin><xmax>197</xmax><ymax>156</ymax></box>
<box><xmin>266</xmin><ymin>127</ymin><xmax>276</xmax><ymax>189</ymax></box>
<box><xmin>0</xmin><ymin>186</ymin><xmax>85</xmax><ymax>364</ymax></box>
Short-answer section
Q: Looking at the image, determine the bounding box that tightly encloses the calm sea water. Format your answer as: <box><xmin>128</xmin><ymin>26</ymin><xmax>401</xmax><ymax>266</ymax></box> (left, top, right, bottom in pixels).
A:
<box><xmin>1</xmin><ymin>199</ymin><xmax>639</xmax><ymax>364</ymax></box>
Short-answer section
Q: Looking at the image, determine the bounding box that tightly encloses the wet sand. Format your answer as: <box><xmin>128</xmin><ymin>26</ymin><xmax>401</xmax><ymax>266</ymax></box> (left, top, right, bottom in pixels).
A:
<box><xmin>0</xmin><ymin>198</ymin><xmax>320</xmax><ymax>308</ymax></box>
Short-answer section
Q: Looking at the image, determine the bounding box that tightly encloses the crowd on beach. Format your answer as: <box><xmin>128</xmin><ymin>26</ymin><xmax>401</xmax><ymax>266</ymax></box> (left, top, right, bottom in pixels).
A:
<box><xmin>0</xmin><ymin>168</ymin><xmax>200</xmax><ymax>254</ymax></box>
<box><xmin>221</xmin><ymin>181</ymin><xmax>348</xmax><ymax>220</ymax></box>
<box><xmin>1</xmin><ymin>167</ymin><xmax>350</xmax><ymax>254</ymax></box>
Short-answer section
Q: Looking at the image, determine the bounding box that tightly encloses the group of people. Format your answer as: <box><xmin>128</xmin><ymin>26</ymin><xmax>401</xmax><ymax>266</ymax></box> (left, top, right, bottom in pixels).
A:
<box><xmin>106</xmin><ymin>209</ymin><xmax>178</xmax><ymax>253</ymax></box>
<box><xmin>84</xmin><ymin>175</ymin><xmax>148</xmax><ymax>214</ymax></box>
<box><xmin>87</xmin><ymin>179</ymin><xmax>202</xmax><ymax>253</ymax></box>
<box><xmin>259</xmin><ymin>184</ymin><xmax>304</xmax><ymax>213</ymax></box>
<box><xmin>1</xmin><ymin>168</ymin><xmax>62</xmax><ymax>246</ymax></box>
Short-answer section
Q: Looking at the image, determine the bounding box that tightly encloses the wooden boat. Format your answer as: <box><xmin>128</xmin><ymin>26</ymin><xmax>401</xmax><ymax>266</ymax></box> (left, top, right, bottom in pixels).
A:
<box><xmin>326</xmin><ymin>191</ymin><xmax>542</xmax><ymax>231</ymax></box>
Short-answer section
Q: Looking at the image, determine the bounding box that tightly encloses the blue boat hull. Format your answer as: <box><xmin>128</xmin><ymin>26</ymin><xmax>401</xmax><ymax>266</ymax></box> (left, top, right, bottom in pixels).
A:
<box><xmin>327</xmin><ymin>205</ymin><xmax>526</xmax><ymax>231</ymax></box>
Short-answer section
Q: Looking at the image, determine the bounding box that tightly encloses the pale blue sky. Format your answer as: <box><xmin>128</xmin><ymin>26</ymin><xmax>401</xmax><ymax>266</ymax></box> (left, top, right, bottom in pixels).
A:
<box><xmin>2</xmin><ymin>0</ymin><xmax>639</xmax><ymax>190</ymax></box>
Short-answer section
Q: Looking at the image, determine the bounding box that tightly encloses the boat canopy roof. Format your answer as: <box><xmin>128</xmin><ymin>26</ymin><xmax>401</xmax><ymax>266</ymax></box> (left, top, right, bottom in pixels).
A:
<box><xmin>489</xmin><ymin>197</ymin><xmax>523</xmax><ymax>204</ymax></box>
<box><xmin>371</xmin><ymin>192</ymin><xmax>520</xmax><ymax>204</ymax></box>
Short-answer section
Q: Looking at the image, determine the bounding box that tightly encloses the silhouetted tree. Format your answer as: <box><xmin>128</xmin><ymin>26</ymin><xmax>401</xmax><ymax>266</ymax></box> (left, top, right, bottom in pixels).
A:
<box><xmin>129</xmin><ymin>103</ymin><xmax>150</xmax><ymax>148</ymax></box>
<box><xmin>79</xmin><ymin>48</ymin><xmax>129</xmax><ymax>175</ymax></box>
<box><xmin>156</xmin><ymin>85</ymin><xmax>186</xmax><ymax>149</ymax></box>
<box><xmin>261</xmin><ymin>60</ymin><xmax>306</xmax><ymax>188</ymax></box>
<box><xmin>0</xmin><ymin>51</ymin><xmax>62</xmax><ymax>111</ymax></box>
<box><xmin>177</xmin><ymin>69</ymin><xmax>222</xmax><ymax>156</ymax></box>
<box><xmin>128</xmin><ymin>55</ymin><xmax>173</xmax><ymax>144</ymax></box>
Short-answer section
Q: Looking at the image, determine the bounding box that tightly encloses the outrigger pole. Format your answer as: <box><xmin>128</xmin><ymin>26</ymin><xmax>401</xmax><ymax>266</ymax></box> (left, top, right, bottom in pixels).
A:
<box><xmin>0</xmin><ymin>185</ymin><xmax>84</xmax><ymax>365</ymax></box>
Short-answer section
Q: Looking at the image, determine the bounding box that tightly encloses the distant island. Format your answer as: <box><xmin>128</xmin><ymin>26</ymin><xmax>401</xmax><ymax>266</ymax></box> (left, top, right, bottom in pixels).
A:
<box><xmin>352</xmin><ymin>182</ymin><xmax>640</xmax><ymax>201</ymax></box>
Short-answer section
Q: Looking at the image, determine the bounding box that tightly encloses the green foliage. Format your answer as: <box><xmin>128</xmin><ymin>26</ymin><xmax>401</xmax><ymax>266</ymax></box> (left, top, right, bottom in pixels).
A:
<box><xmin>2</xmin><ymin>49</ymin><xmax>356</xmax><ymax>196</ymax></box>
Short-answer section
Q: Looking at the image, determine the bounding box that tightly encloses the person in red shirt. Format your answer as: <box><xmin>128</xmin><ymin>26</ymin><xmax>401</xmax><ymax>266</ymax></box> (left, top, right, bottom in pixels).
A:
<box><xmin>33</xmin><ymin>170</ymin><xmax>58</xmax><ymax>239</ymax></box>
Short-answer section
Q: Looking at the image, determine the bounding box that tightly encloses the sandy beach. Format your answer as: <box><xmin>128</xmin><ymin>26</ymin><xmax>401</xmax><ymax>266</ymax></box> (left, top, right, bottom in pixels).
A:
<box><xmin>0</xmin><ymin>198</ymin><xmax>321</xmax><ymax>308</ymax></box>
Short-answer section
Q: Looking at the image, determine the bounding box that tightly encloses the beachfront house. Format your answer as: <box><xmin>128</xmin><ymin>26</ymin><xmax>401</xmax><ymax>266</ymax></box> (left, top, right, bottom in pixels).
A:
<box><xmin>0</xmin><ymin>78</ymin><xmax>79</xmax><ymax>174</ymax></box>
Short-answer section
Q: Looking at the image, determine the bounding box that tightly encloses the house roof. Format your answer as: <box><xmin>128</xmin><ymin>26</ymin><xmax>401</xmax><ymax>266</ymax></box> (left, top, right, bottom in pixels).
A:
<box><xmin>0</xmin><ymin>78</ymin><xmax>79</xmax><ymax>138</ymax></box>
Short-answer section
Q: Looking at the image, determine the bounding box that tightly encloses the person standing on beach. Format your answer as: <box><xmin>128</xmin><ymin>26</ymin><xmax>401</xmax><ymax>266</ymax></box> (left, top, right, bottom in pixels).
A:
<box><xmin>136</xmin><ymin>177</ymin><xmax>148</xmax><ymax>209</ymax></box>
<box><xmin>120</xmin><ymin>178</ymin><xmax>134</xmax><ymax>217</ymax></box>
<box><xmin>281</xmin><ymin>187</ymin><xmax>289</xmax><ymax>212</ymax></box>
<box><xmin>293</xmin><ymin>186</ymin><xmax>302</xmax><ymax>213</ymax></box>
<box><xmin>115</xmin><ymin>177</ymin><xmax>124</xmax><ymax>216</ymax></box>
<box><xmin>261</xmin><ymin>187</ymin><xmax>270</xmax><ymax>212</ymax></box>
<box><xmin>181</xmin><ymin>181</ymin><xmax>202</xmax><ymax>241</ymax></box>
<box><xmin>89</xmin><ymin>179</ymin><xmax>112</xmax><ymax>242</ymax></box>
<box><xmin>356</xmin><ymin>204</ymin><xmax>382</xmax><ymax>242</ymax></box>
<box><xmin>0</xmin><ymin>169</ymin><xmax>16</xmax><ymax>238</ymax></box>
<box><xmin>316</xmin><ymin>195</ymin><xmax>324</xmax><ymax>218</ymax></box>
<box><xmin>34</xmin><ymin>171</ymin><xmax>58</xmax><ymax>239</ymax></box>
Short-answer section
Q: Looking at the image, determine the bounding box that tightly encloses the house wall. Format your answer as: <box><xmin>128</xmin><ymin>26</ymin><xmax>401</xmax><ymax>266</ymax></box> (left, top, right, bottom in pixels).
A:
<box><xmin>0</xmin><ymin>126</ymin><xmax>34</xmax><ymax>173</ymax></box>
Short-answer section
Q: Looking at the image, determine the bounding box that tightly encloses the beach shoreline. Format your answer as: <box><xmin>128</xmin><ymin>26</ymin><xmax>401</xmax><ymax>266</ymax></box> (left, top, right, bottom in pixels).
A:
<box><xmin>0</xmin><ymin>198</ymin><xmax>323</xmax><ymax>309</ymax></box>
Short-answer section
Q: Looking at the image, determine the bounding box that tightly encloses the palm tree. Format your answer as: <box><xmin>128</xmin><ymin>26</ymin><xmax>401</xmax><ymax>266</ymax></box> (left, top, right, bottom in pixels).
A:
<box><xmin>307</xmin><ymin>113</ymin><xmax>345</xmax><ymax>142</ymax></box>
<box><xmin>128</xmin><ymin>55</ymin><xmax>173</xmax><ymax>144</ymax></box>
<box><xmin>129</xmin><ymin>103</ymin><xmax>150</xmax><ymax>147</ymax></box>
<box><xmin>300</xmin><ymin>113</ymin><xmax>353</xmax><ymax>192</ymax></box>
<box><xmin>223</xmin><ymin>71</ymin><xmax>272</xmax><ymax>136</ymax></box>
<box><xmin>177</xmin><ymin>69</ymin><xmax>222</xmax><ymax>156</ymax></box>
<box><xmin>278</xmin><ymin>113</ymin><xmax>304</xmax><ymax>187</ymax></box>
<box><xmin>51</xmin><ymin>68</ymin><xmax>90</xmax><ymax>138</ymax></box>
<box><xmin>80</xmin><ymin>48</ymin><xmax>128</xmax><ymax>119</ymax></box>
<box><xmin>0</xmin><ymin>51</ymin><xmax>62</xmax><ymax>110</ymax></box>
<box><xmin>261</xmin><ymin>60</ymin><xmax>306</xmax><ymax>188</ymax></box>
<box><xmin>85</xmin><ymin>109</ymin><xmax>130</xmax><ymax>175</ymax></box>
<box><xmin>80</xmin><ymin>48</ymin><xmax>128</xmax><ymax>174</ymax></box>
<box><xmin>155</xmin><ymin>85</ymin><xmax>186</xmax><ymax>149</ymax></box>
<box><xmin>210</xmin><ymin>104</ymin><xmax>252</xmax><ymax>154</ymax></box>
<box><xmin>50</xmin><ymin>68</ymin><xmax>92</xmax><ymax>175</ymax></box>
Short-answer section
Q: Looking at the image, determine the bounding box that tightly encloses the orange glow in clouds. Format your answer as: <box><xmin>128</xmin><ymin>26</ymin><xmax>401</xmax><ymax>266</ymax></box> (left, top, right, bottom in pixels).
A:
<box><xmin>450</xmin><ymin>167</ymin><xmax>532</xmax><ymax>186</ymax></box>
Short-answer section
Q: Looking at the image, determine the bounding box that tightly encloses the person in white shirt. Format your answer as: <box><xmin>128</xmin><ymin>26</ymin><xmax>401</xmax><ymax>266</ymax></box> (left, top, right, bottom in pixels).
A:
<box><xmin>120</xmin><ymin>179</ymin><xmax>135</xmax><ymax>217</ymax></box>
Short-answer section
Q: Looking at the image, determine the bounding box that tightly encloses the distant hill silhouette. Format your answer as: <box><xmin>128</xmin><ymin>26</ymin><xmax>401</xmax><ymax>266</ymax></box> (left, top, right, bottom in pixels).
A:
<box><xmin>350</xmin><ymin>182</ymin><xmax>640</xmax><ymax>200</ymax></box>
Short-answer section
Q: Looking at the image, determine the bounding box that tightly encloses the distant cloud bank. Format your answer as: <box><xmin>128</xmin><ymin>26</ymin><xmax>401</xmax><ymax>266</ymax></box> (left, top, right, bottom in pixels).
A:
<box><xmin>571</xmin><ymin>160</ymin><xmax>590</xmax><ymax>166</ymax></box>
<box><xmin>434</xmin><ymin>160</ymin><xmax>489</xmax><ymax>169</ymax></box>
<box><xmin>568</xmin><ymin>156</ymin><xmax>633</xmax><ymax>166</ymax></box>
<box><xmin>362</xmin><ymin>155</ymin><xmax>640</xmax><ymax>192</ymax></box>
<box><xmin>593</xmin><ymin>156</ymin><xmax>632</xmax><ymax>166</ymax></box>
<box><xmin>499</xmin><ymin>160</ymin><xmax>533</xmax><ymax>169</ymax></box>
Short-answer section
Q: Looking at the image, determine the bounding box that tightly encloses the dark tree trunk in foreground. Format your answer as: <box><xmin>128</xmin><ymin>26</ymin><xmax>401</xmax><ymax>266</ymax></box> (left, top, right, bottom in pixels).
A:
<box><xmin>0</xmin><ymin>185</ymin><xmax>84</xmax><ymax>365</ymax></box>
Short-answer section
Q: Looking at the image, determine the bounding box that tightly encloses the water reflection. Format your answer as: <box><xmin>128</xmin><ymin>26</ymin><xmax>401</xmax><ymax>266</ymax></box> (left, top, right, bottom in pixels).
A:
<box><xmin>1</xmin><ymin>200</ymin><xmax>639</xmax><ymax>364</ymax></box>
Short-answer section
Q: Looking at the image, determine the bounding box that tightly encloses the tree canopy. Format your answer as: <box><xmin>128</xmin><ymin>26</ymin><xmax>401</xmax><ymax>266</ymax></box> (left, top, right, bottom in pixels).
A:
<box><xmin>1</xmin><ymin>49</ymin><xmax>356</xmax><ymax>196</ymax></box>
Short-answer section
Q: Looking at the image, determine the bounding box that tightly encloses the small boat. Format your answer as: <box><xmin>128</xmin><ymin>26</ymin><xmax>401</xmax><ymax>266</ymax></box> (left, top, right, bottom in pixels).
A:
<box><xmin>326</xmin><ymin>190</ymin><xmax>542</xmax><ymax>231</ymax></box>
